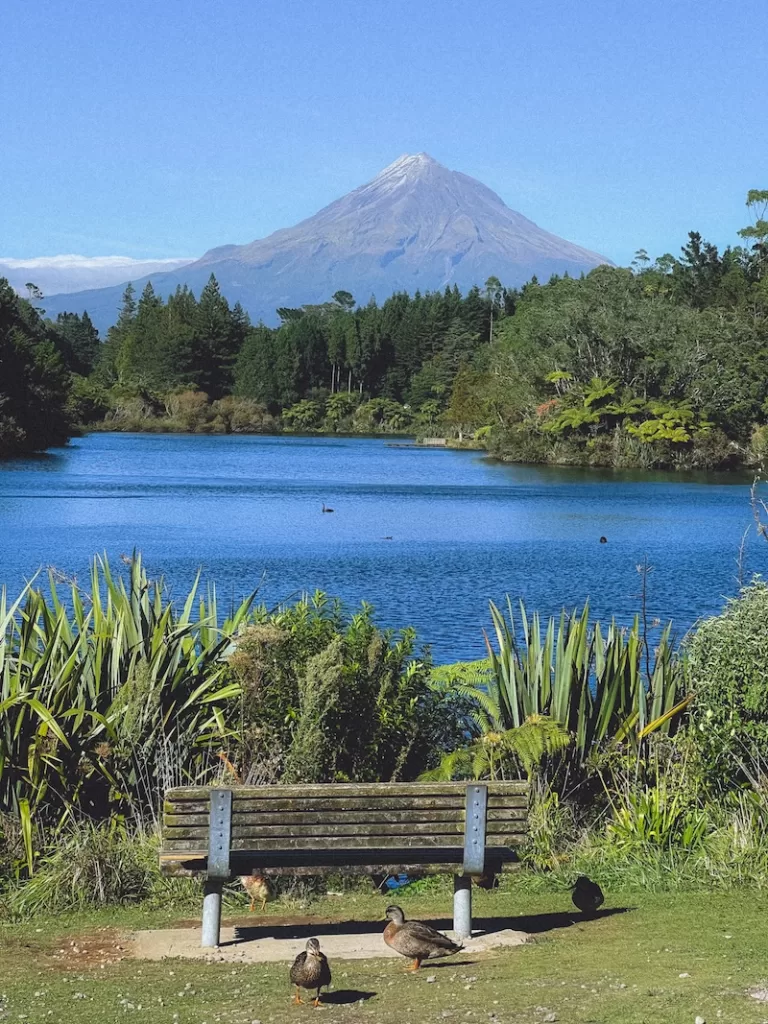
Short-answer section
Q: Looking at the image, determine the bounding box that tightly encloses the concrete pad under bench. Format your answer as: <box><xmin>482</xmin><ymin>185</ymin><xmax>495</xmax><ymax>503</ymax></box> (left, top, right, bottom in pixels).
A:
<box><xmin>125</xmin><ymin>922</ymin><xmax>529</xmax><ymax>963</ymax></box>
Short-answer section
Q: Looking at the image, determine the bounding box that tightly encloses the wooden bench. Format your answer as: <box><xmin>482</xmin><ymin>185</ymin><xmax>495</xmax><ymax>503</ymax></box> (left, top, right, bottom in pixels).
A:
<box><xmin>160</xmin><ymin>781</ymin><xmax>530</xmax><ymax>946</ymax></box>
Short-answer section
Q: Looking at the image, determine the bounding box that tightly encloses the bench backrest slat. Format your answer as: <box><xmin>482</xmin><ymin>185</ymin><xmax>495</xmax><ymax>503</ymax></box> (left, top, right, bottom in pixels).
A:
<box><xmin>160</xmin><ymin>781</ymin><xmax>529</xmax><ymax>871</ymax></box>
<box><xmin>165</xmin><ymin>783</ymin><xmax>528</xmax><ymax>800</ymax></box>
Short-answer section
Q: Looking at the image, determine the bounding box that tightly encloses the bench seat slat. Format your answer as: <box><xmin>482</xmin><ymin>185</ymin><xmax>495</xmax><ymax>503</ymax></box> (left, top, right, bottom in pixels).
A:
<box><xmin>163</xmin><ymin>807</ymin><xmax>528</xmax><ymax>828</ymax></box>
<box><xmin>161</xmin><ymin>834</ymin><xmax>525</xmax><ymax>851</ymax></box>
<box><xmin>164</xmin><ymin>822</ymin><xmax>526</xmax><ymax>839</ymax></box>
<box><xmin>165</xmin><ymin>782</ymin><xmax>528</xmax><ymax>801</ymax></box>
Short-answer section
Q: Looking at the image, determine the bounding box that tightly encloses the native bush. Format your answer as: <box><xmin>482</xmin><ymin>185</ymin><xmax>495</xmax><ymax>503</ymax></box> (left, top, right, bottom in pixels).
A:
<box><xmin>229</xmin><ymin>595</ymin><xmax>462</xmax><ymax>784</ymax></box>
<box><xmin>687</xmin><ymin>582</ymin><xmax>768</xmax><ymax>786</ymax></box>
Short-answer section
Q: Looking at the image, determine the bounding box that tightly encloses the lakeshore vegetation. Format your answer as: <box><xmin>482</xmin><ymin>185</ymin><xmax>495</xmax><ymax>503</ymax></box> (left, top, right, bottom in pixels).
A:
<box><xmin>3</xmin><ymin>190</ymin><xmax>768</xmax><ymax>469</ymax></box>
<box><xmin>4</xmin><ymin>551</ymin><xmax>768</xmax><ymax>919</ymax></box>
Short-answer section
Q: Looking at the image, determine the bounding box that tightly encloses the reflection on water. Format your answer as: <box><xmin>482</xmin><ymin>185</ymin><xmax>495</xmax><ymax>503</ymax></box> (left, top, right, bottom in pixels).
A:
<box><xmin>0</xmin><ymin>433</ymin><xmax>760</xmax><ymax>662</ymax></box>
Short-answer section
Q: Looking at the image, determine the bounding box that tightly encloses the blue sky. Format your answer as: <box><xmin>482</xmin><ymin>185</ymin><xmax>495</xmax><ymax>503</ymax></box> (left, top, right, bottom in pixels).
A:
<box><xmin>2</xmin><ymin>0</ymin><xmax>767</xmax><ymax>266</ymax></box>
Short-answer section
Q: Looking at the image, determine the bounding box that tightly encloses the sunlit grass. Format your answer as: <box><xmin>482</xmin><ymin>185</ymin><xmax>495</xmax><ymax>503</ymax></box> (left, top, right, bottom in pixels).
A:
<box><xmin>1</xmin><ymin>882</ymin><xmax>767</xmax><ymax>1023</ymax></box>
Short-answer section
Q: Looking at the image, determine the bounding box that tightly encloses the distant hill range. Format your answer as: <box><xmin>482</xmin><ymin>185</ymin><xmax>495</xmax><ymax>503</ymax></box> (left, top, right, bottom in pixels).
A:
<box><xmin>0</xmin><ymin>255</ymin><xmax>194</xmax><ymax>298</ymax></box>
<box><xmin>36</xmin><ymin>153</ymin><xmax>611</xmax><ymax>331</ymax></box>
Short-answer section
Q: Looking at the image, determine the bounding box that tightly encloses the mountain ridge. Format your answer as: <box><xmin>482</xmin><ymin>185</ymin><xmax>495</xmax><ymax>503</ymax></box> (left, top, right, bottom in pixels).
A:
<box><xmin>38</xmin><ymin>154</ymin><xmax>611</xmax><ymax>330</ymax></box>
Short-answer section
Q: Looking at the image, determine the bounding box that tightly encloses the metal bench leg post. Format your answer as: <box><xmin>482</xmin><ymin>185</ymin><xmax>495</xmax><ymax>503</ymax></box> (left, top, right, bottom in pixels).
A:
<box><xmin>202</xmin><ymin>789</ymin><xmax>233</xmax><ymax>948</ymax></box>
<box><xmin>456</xmin><ymin>783</ymin><xmax>486</xmax><ymax>941</ymax></box>
<box><xmin>453</xmin><ymin>874</ymin><xmax>472</xmax><ymax>940</ymax></box>
<box><xmin>202</xmin><ymin>880</ymin><xmax>223</xmax><ymax>947</ymax></box>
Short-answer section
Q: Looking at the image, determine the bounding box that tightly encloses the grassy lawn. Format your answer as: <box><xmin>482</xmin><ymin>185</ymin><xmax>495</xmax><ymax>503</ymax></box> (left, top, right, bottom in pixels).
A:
<box><xmin>1</xmin><ymin>881</ymin><xmax>768</xmax><ymax>1023</ymax></box>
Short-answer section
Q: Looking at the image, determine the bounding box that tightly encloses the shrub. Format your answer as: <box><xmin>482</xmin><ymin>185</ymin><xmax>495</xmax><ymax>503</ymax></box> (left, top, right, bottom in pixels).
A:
<box><xmin>0</xmin><ymin>554</ymin><xmax>254</xmax><ymax>867</ymax></box>
<box><xmin>687</xmin><ymin>582</ymin><xmax>768</xmax><ymax>786</ymax></box>
<box><xmin>229</xmin><ymin>595</ymin><xmax>459</xmax><ymax>783</ymax></box>
<box><xmin>66</xmin><ymin>375</ymin><xmax>111</xmax><ymax>425</ymax></box>
<box><xmin>323</xmin><ymin>392</ymin><xmax>360</xmax><ymax>430</ymax></box>
<box><xmin>282</xmin><ymin>399</ymin><xmax>325</xmax><ymax>431</ymax></box>
<box><xmin>165</xmin><ymin>389</ymin><xmax>210</xmax><ymax>430</ymax></box>
<box><xmin>750</xmin><ymin>424</ymin><xmax>768</xmax><ymax>467</ymax></box>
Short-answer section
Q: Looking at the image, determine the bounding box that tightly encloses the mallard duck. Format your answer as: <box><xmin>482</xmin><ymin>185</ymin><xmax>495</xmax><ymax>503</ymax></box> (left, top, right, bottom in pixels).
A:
<box><xmin>572</xmin><ymin>875</ymin><xmax>604</xmax><ymax>915</ymax></box>
<box><xmin>240</xmin><ymin>872</ymin><xmax>274</xmax><ymax>913</ymax></box>
<box><xmin>289</xmin><ymin>937</ymin><xmax>332</xmax><ymax>1006</ymax></box>
<box><xmin>383</xmin><ymin>905</ymin><xmax>463</xmax><ymax>971</ymax></box>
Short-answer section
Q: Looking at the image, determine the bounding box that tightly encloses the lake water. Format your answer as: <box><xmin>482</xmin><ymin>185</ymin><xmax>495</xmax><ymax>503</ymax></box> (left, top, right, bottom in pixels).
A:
<box><xmin>0</xmin><ymin>433</ymin><xmax>761</xmax><ymax>662</ymax></box>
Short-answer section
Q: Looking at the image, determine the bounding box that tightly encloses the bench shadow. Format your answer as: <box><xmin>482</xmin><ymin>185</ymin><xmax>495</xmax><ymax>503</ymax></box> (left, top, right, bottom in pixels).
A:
<box><xmin>322</xmin><ymin>990</ymin><xmax>376</xmax><ymax>1005</ymax></box>
<box><xmin>226</xmin><ymin>906</ymin><xmax>633</xmax><ymax>947</ymax></box>
<box><xmin>482</xmin><ymin>906</ymin><xmax>635</xmax><ymax>935</ymax></box>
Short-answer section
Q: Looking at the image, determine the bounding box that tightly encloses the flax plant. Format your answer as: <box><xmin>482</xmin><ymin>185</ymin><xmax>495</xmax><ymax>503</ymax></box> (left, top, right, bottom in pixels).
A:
<box><xmin>0</xmin><ymin>554</ymin><xmax>254</xmax><ymax>869</ymax></box>
<box><xmin>433</xmin><ymin>599</ymin><xmax>689</xmax><ymax>781</ymax></box>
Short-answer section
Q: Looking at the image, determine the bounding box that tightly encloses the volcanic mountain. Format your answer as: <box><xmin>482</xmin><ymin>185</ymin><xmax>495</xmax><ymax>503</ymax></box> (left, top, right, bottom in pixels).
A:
<box><xmin>41</xmin><ymin>153</ymin><xmax>610</xmax><ymax>329</ymax></box>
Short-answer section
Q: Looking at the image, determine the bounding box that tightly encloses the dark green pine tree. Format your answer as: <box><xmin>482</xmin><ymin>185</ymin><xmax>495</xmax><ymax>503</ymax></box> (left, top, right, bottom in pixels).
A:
<box><xmin>129</xmin><ymin>282</ymin><xmax>165</xmax><ymax>388</ymax></box>
<box><xmin>194</xmin><ymin>274</ymin><xmax>236</xmax><ymax>398</ymax></box>
<box><xmin>233</xmin><ymin>324</ymin><xmax>279</xmax><ymax>408</ymax></box>
<box><xmin>460</xmin><ymin>285</ymin><xmax>489</xmax><ymax>337</ymax></box>
<box><xmin>53</xmin><ymin>311</ymin><xmax>101</xmax><ymax>375</ymax></box>
<box><xmin>230</xmin><ymin>302</ymin><xmax>251</xmax><ymax>351</ymax></box>
<box><xmin>0</xmin><ymin>279</ymin><xmax>71</xmax><ymax>455</ymax></box>
<box><xmin>290</xmin><ymin>313</ymin><xmax>330</xmax><ymax>394</ymax></box>
<box><xmin>159</xmin><ymin>285</ymin><xmax>199</xmax><ymax>387</ymax></box>
<box><xmin>95</xmin><ymin>283</ymin><xmax>137</xmax><ymax>385</ymax></box>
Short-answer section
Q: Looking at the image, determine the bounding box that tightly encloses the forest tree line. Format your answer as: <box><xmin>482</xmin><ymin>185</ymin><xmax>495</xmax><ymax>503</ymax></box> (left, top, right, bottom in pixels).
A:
<box><xmin>3</xmin><ymin>189</ymin><xmax>768</xmax><ymax>468</ymax></box>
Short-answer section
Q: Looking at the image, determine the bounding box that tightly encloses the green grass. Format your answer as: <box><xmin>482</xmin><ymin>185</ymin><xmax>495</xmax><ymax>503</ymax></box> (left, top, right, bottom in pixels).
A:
<box><xmin>2</xmin><ymin>880</ymin><xmax>768</xmax><ymax>1023</ymax></box>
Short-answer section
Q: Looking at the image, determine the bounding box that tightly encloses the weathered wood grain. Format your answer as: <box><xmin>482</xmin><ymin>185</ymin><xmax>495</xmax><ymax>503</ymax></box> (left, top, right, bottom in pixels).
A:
<box><xmin>163</xmin><ymin>807</ymin><xmax>528</xmax><ymax>828</ymax></box>
<box><xmin>164</xmin><ymin>796</ymin><xmax>528</xmax><ymax>817</ymax></box>
<box><xmin>165</xmin><ymin>782</ymin><xmax>529</xmax><ymax>801</ymax></box>
<box><xmin>162</xmin><ymin>819</ymin><xmax>528</xmax><ymax>835</ymax></box>
<box><xmin>161</xmin><ymin>834</ymin><xmax>524</xmax><ymax>852</ymax></box>
<box><xmin>159</xmin><ymin>782</ymin><xmax>529</xmax><ymax>877</ymax></box>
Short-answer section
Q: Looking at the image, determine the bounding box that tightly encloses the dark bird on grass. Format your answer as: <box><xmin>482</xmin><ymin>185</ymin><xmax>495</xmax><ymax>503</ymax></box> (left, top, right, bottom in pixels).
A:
<box><xmin>290</xmin><ymin>937</ymin><xmax>332</xmax><ymax>1006</ymax></box>
<box><xmin>572</xmin><ymin>875</ymin><xmax>604</xmax><ymax>915</ymax></box>
<box><xmin>240</xmin><ymin>871</ymin><xmax>274</xmax><ymax>913</ymax></box>
<box><xmin>383</xmin><ymin>904</ymin><xmax>463</xmax><ymax>971</ymax></box>
<box><xmin>321</xmin><ymin>504</ymin><xmax>334</xmax><ymax>513</ymax></box>
<box><xmin>599</xmin><ymin>536</ymin><xmax>607</xmax><ymax>544</ymax></box>
<box><xmin>475</xmin><ymin>872</ymin><xmax>498</xmax><ymax>891</ymax></box>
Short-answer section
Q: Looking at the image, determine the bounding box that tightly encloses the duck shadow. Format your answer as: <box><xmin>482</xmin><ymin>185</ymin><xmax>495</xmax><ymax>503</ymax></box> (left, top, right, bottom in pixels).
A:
<box><xmin>228</xmin><ymin>906</ymin><xmax>633</xmax><ymax>947</ymax></box>
<box><xmin>322</xmin><ymin>990</ymin><xmax>376</xmax><ymax>1005</ymax></box>
<box><xmin>495</xmin><ymin>907</ymin><xmax>634</xmax><ymax>935</ymax></box>
<box><xmin>417</xmin><ymin>958</ymin><xmax>478</xmax><ymax>969</ymax></box>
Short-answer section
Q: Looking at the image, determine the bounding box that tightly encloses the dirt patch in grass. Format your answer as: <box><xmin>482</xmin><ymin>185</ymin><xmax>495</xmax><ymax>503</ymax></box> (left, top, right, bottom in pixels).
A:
<box><xmin>44</xmin><ymin>928</ymin><xmax>129</xmax><ymax>971</ymax></box>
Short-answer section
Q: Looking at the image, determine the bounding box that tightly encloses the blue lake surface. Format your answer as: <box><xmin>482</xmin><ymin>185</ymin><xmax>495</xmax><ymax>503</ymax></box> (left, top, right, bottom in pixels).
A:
<box><xmin>0</xmin><ymin>433</ymin><xmax>761</xmax><ymax>662</ymax></box>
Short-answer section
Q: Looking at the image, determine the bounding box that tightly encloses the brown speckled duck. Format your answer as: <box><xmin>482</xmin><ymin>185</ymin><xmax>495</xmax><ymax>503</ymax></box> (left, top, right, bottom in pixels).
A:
<box><xmin>383</xmin><ymin>905</ymin><xmax>463</xmax><ymax>971</ymax></box>
<box><xmin>240</xmin><ymin>871</ymin><xmax>274</xmax><ymax>913</ymax></box>
<box><xmin>289</xmin><ymin>938</ymin><xmax>332</xmax><ymax>1007</ymax></box>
